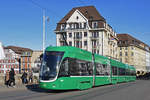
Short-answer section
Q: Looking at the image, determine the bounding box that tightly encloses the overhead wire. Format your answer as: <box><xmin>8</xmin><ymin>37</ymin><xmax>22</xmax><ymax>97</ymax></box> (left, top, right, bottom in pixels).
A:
<box><xmin>27</xmin><ymin>0</ymin><xmax>62</xmax><ymax>47</ymax></box>
<box><xmin>78</xmin><ymin>0</ymin><xmax>93</xmax><ymax>6</ymax></box>
<box><xmin>27</xmin><ymin>0</ymin><xmax>96</xmax><ymax>47</ymax></box>
<box><xmin>78</xmin><ymin>0</ymin><xmax>87</xmax><ymax>6</ymax></box>
<box><xmin>27</xmin><ymin>0</ymin><xmax>62</xmax><ymax>19</ymax></box>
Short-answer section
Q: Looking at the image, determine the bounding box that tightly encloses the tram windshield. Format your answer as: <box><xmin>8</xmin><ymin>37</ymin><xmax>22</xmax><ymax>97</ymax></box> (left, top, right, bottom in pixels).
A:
<box><xmin>40</xmin><ymin>51</ymin><xmax>64</xmax><ymax>80</ymax></box>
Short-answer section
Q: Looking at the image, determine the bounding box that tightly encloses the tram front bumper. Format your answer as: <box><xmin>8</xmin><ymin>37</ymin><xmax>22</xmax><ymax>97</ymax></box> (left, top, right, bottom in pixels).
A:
<box><xmin>39</xmin><ymin>82</ymin><xmax>58</xmax><ymax>90</ymax></box>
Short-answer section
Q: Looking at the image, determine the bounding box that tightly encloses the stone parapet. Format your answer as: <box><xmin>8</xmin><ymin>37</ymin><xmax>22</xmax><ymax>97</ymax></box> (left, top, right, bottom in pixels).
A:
<box><xmin>0</xmin><ymin>74</ymin><xmax>39</xmax><ymax>86</ymax></box>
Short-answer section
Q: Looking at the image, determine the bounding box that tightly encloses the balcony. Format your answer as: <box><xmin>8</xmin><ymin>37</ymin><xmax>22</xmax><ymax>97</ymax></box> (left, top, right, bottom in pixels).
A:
<box><xmin>67</xmin><ymin>27</ymin><xmax>87</xmax><ymax>30</ymax></box>
<box><xmin>74</xmin><ymin>36</ymin><xmax>82</xmax><ymax>41</ymax></box>
<box><xmin>90</xmin><ymin>36</ymin><xmax>99</xmax><ymax>40</ymax></box>
<box><xmin>92</xmin><ymin>45</ymin><xmax>97</xmax><ymax>49</ymax></box>
<box><xmin>108</xmin><ymin>40</ymin><xmax>114</xmax><ymax>45</ymax></box>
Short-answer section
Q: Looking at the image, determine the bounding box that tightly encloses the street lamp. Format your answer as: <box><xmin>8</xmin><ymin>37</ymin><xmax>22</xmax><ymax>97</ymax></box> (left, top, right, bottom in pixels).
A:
<box><xmin>43</xmin><ymin>9</ymin><xmax>46</xmax><ymax>54</ymax></box>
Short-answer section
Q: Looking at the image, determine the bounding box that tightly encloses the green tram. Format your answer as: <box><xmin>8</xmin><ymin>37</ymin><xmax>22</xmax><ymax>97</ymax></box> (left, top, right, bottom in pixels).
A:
<box><xmin>39</xmin><ymin>46</ymin><xmax>136</xmax><ymax>90</ymax></box>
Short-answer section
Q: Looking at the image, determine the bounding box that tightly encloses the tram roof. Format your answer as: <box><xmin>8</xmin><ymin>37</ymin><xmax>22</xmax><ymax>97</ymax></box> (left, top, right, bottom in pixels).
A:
<box><xmin>110</xmin><ymin>59</ymin><xmax>135</xmax><ymax>70</ymax></box>
<box><xmin>46</xmin><ymin>46</ymin><xmax>92</xmax><ymax>61</ymax></box>
<box><xmin>94</xmin><ymin>54</ymin><xmax>109</xmax><ymax>64</ymax></box>
<box><xmin>127</xmin><ymin>64</ymin><xmax>136</xmax><ymax>70</ymax></box>
<box><xmin>45</xmin><ymin>46</ymin><xmax>91</xmax><ymax>54</ymax></box>
<box><xmin>45</xmin><ymin>46</ymin><xmax>135</xmax><ymax>69</ymax></box>
<box><xmin>110</xmin><ymin>59</ymin><xmax>127</xmax><ymax>69</ymax></box>
<box><xmin>45</xmin><ymin>46</ymin><xmax>109</xmax><ymax>64</ymax></box>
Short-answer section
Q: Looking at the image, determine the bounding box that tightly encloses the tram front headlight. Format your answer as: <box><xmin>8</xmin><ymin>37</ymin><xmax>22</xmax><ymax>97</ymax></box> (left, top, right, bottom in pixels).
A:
<box><xmin>43</xmin><ymin>83</ymin><xmax>47</xmax><ymax>87</ymax></box>
<box><xmin>52</xmin><ymin>84</ymin><xmax>56</xmax><ymax>88</ymax></box>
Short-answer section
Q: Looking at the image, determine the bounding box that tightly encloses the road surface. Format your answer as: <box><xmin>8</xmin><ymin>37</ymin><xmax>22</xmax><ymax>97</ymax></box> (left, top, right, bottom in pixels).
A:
<box><xmin>0</xmin><ymin>80</ymin><xmax>150</xmax><ymax>100</ymax></box>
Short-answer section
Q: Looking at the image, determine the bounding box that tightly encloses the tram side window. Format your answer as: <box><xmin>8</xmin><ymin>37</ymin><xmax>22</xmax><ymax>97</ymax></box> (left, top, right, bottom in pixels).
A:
<box><xmin>130</xmin><ymin>70</ymin><xmax>136</xmax><ymax>76</ymax></box>
<box><xmin>118</xmin><ymin>68</ymin><xmax>126</xmax><ymax>76</ymax></box>
<box><xmin>129</xmin><ymin>70</ymin><xmax>131</xmax><ymax>76</ymax></box>
<box><xmin>129</xmin><ymin>70</ymin><xmax>133</xmax><ymax>76</ymax></box>
<box><xmin>59</xmin><ymin>57</ymin><xmax>93</xmax><ymax>76</ymax></box>
<box><xmin>130</xmin><ymin>70</ymin><xmax>132</xmax><ymax>76</ymax></box>
<box><xmin>103</xmin><ymin>64</ymin><xmax>110</xmax><ymax>75</ymax></box>
<box><xmin>126</xmin><ymin>69</ymin><xmax>130</xmax><ymax>76</ymax></box>
<box><xmin>59</xmin><ymin>58</ymin><xmax>69</xmax><ymax>77</ymax></box>
<box><xmin>86</xmin><ymin>62</ymin><xmax>93</xmax><ymax>75</ymax></box>
<box><xmin>112</xmin><ymin>66</ymin><xmax>117</xmax><ymax>75</ymax></box>
<box><xmin>133</xmin><ymin>70</ymin><xmax>136</xmax><ymax>76</ymax></box>
<box><xmin>68</xmin><ymin>58</ymin><xmax>93</xmax><ymax>76</ymax></box>
<box><xmin>95</xmin><ymin>63</ymin><xmax>103</xmax><ymax>75</ymax></box>
<box><xmin>134</xmin><ymin>70</ymin><xmax>136</xmax><ymax>76</ymax></box>
<box><xmin>77</xmin><ymin>61</ymin><xmax>89</xmax><ymax>76</ymax></box>
<box><xmin>76</xmin><ymin>60</ymin><xmax>93</xmax><ymax>76</ymax></box>
<box><xmin>95</xmin><ymin>63</ymin><xmax>110</xmax><ymax>76</ymax></box>
<box><xmin>68</xmin><ymin>58</ymin><xmax>79</xmax><ymax>76</ymax></box>
<box><xmin>128</xmin><ymin>69</ymin><xmax>132</xmax><ymax>76</ymax></box>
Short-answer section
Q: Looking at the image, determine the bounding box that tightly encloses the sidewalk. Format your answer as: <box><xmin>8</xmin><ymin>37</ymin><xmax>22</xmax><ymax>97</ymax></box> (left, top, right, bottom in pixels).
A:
<box><xmin>0</xmin><ymin>83</ymin><xmax>25</xmax><ymax>88</ymax></box>
<box><xmin>0</xmin><ymin>84</ymin><xmax>26</xmax><ymax>93</ymax></box>
<box><xmin>0</xmin><ymin>83</ymin><xmax>39</xmax><ymax>92</ymax></box>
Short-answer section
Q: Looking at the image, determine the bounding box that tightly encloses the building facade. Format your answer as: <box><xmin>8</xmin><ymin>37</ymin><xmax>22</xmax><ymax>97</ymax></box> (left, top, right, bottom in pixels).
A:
<box><xmin>117</xmin><ymin>34</ymin><xmax>150</xmax><ymax>76</ymax></box>
<box><xmin>145</xmin><ymin>47</ymin><xmax>150</xmax><ymax>72</ymax></box>
<box><xmin>0</xmin><ymin>47</ymin><xmax>20</xmax><ymax>74</ymax></box>
<box><xmin>21</xmin><ymin>50</ymin><xmax>33</xmax><ymax>72</ymax></box>
<box><xmin>3</xmin><ymin>46</ymin><xmax>33</xmax><ymax>73</ymax></box>
<box><xmin>55</xmin><ymin>6</ymin><xmax>118</xmax><ymax>59</ymax></box>
<box><xmin>31</xmin><ymin>51</ymin><xmax>42</xmax><ymax>73</ymax></box>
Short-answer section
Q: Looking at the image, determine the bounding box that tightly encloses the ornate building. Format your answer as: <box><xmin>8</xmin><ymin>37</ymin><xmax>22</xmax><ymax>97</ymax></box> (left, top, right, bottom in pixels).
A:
<box><xmin>0</xmin><ymin>46</ymin><xmax>19</xmax><ymax>74</ymax></box>
<box><xmin>31</xmin><ymin>50</ymin><xmax>42</xmax><ymax>73</ymax></box>
<box><xmin>55</xmin><ymin>6</ymin><xmax>118</xmax><ymax>59</ymax></box>
<box><xmin>117</xmin><ymin>34</ymin><xmax>150</xmax><ymax>76</ymax></box>
<box><xmin>3</xmin><ymin>46</ymin><xmax>33</xmax><ymax>73</ymax></box>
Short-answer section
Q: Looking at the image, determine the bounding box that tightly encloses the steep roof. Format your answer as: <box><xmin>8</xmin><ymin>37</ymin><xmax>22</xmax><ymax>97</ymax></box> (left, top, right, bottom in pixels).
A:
<box><xmin>117</xmin><ymin>33</ymin><xmax>149</xmax><ymax>47</ymax></box>
<box><xmin>4</xmin><ymin>46</ymin><xmax>33</xmax><ymax>54</ymax></box>
<box><xmin>58</xmin><ymin>6</ymin><xmax>105</xmax><ymax>23</ymax></box>
<box><xmin>117</xmin><ymin>34</ymin><xmax>133</xmax><ymax>41</ymax></box>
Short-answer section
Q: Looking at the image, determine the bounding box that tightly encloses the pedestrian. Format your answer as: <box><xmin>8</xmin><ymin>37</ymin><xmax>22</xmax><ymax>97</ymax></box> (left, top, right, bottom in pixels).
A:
<box><xmin>5</xmin><ymin>69</ymin><xmax>10</xmax><ymax>87</ymax></box>
<box><xmin>28</xmin><ymin>70</ymin><xmax>33</xmax><ymax>84</ymax></box>
<box><xmin>9</xmin><ymin>68</ymin><xmax>15</xmax><ymax>87</ymax></box>
<box><xmin>21</xmin><ymin>71</ymin><xmax>28</xmax><ymax>84</ymax></box>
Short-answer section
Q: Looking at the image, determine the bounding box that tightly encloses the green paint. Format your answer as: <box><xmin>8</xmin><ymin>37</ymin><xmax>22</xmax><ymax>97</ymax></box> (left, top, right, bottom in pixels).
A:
<box><xmin>40</xmin><ymin>46</ymin><xmax>136</xmax><ymax>90</ymax></box>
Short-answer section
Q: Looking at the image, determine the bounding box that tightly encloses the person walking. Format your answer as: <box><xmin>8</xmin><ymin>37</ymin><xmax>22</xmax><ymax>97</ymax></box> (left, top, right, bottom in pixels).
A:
<box><xmin>9</xmin><ymin>68</ymin><xmax>15</xmax><ymax>87</ymax></box>
<box><xmin>28</xmin><ymin>70</ymin><xmax>33</xmax><ymax>84</ymax></box>
<box><xmin>5</xmin><ymin>69</ymin><xmax>10</xmax><ymax>87</ymax></box>
<box><xmin>21</xmin><ymin>71</ymin><xmax>28</xmax><ymax>84</ymax></box>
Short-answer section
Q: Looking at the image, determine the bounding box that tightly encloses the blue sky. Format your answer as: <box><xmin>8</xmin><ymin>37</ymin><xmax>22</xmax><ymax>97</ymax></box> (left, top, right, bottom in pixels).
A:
<box><xmin>0</xmin><ymin>0</ymin><xmax>150</xmax><ymax>50</ymax></box>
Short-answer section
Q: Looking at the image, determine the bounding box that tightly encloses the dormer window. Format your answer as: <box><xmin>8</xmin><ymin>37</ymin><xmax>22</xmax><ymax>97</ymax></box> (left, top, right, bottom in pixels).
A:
<box><xmin>61</xmin><ymin>24</ymin><xmax>66</xmax><ymax>30</ymax></box>
<box><xmin>119</xmin><ymin>40</ymin><xmax>122</xmax><ymax>44</ymax></box>
<box><xmin>92</xmin><ymin>21</ymin><xmax>98</xmax><ymax>28</ymax></box>
<box><xmin>132</xmin><ymin>40</ymin><xmax>135</xmax><ymax>44</ymax></box>
<box><xmin>125</xmin><ymin>40</ymin><xmax>128</xmax><ymax>44</ymax></box>
<box><xmin>76</xmin><ymin>16</ymin><xmax>79</xmax><ymax>20</ymax></box>
<box><xmin>85</xmin><ymin>11</ymin><xmax>88</xmax><ymax>15</ymax></box>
